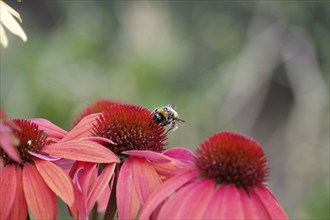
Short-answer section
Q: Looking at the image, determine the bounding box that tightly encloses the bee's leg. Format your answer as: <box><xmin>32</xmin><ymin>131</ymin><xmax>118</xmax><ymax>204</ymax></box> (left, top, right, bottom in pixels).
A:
<box><xmin>166</xmin><ymin>121</ymin><xmax>178</xmax><ymax>133</ymax></box>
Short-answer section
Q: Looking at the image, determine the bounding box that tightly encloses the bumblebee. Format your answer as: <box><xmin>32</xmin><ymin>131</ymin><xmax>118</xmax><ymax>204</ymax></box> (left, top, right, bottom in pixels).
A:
<box><xmin>152</xmin><ymin>104</ymin><xmax>185</xmax><ymax>132</ymax></box>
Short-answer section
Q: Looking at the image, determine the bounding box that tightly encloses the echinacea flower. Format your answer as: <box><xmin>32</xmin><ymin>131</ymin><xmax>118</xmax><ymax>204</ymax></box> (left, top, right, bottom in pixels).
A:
<box><xmin>0</xmin><ymin>115</ymin><xmax>119</xmax><ymax>219</ymax></box>
<box><xmin>0</xmin><ymin>119</ymin><xmax>72</xmax><ymax>219</ymax></box>
<box><xmin>0</xmin><ymin>0</ymin><xmax>27</xmax><ymax>48</ymax></box>
<box><xmin>139</xmin><ymin>131</ymin><xmax>288</xmax><ymax>219</ymax></box>
<box><xmin>68</xmin><ymin>103</ymin><xmax>194</xmax><ymax>219</ymax></box>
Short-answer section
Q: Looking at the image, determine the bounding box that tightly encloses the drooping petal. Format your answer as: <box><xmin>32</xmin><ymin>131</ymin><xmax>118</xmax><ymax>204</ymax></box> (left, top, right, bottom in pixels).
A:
<box><xmin>252</xmin><ymin>185</ymin><xmax>288</xmax><ymax>219</ymax></box>
<box><xmin>0</xmin><ymin>158</ymin><xmax>4</xmax><ymax>169</ymax></box>
<box><xmin>7</xmin><ymin>166</ymin><xmax>28</xmax><ymax>220</ymax></box>
<box><xmin>117</xmin><ymin>157</ymin><xmax>140</xmax><ymax>220</ymax></box>
<box><xmin>23</xmin><ymin>163</ymin><xmax>58</xmax><ymax>219</ymax></box>
<box><xmin>34</xmin><ymin>158</ymin><xmax>75</xmax><ymax>206</ymax></box>
<box><xmin>69</xmin><ymin>162</ymin><xmax>97</xmax><ymax>219</ymax></box>
<box><xmin>42</xmin><ymin>140</ymin><xmax>120</xmax><ymax>163</ymax></box>
<box><xmin>203</xmin><ymin>184</ymin><xmax>247</xmax><ymax>219</ymax></box>
<box><xmin>0</xmin><ymin>1</ymin><xmax>27</xmax><ymax>42</ymax></box>
<box><xmin>0</xmin><ymin>124</ymin><xmax>21</xmax><ymax>163</ymax></box>
<box><xmin>87</xmin><ymin>163</ymin><xmax>116</xmax><ymax>212</ymax></box>
<box><xmin>163</xmin><ymin>147</ymin><xmax>196</xmax><ymax>164</ymax></box>
<box><xmin>239</xmin><ymin>186</ymin><xmax>267</xmax><ymax>219</ymax></box>
<box><xmin>138</xmin><ymin>170</ymin><xmax>199</xmax><ymax>219</ymax></box>
<box><xmin>83</xmin><ymin>136</ymin><xmax>116</xmax><ymax>145</ymax></box>
<box><xmin>70</xmin><ymin>162</ymin><xmax>96</xmax><ymax>192</ymax></box>
<box><xmin>0</xmin><ymin>109</ymin><xmax>21</xmax><ymax>131</ymax></box>
<box><xmin>0</xmin><ymin>24</ymin><xmax>8</xmax><ymax>47</ymax></box>
<box><xmin>132</xmin><ymin>157</ymin><xmax>162</xmax><ymax>203</ymax></box>
<box><xmin>123</xmin><ymin>150</ymin><xmax>171</xmax><ymax>163</ymax></box>
<box><xmin>28</xmin><ymin>150</ymin><xmax>61</xmax><ymax>161</ymax></box>
<box><xmin>0</xmin><ymin>165</ymin><xmax>17</xmax><ymax>219</ymax></box>
<box><xmin>53</xmin><ymin>158</ymin><xmax>75</xmax><ymax>170</ymax></box>
<box><xmin>157</xmin><ymin>179</ymin><xmax>215</xmax><ymax>219</ymax></box>
<box><xmin>123</xmin><ymin>150</ymin><xmax>195</xmax><ymax>178</ymax></box>
<box><xmin>97</xmin><ymin>185</ymin><xmax>111</xmax><ymax>212</ymax></box>
<box><xmin>29</xmin><ymin>118</ymin><xmax>67</xmax><ymax>139</ymax></box>
<box><xmin>61</xmin><ymin>113</ymin><xmax>101</xmax><ymax>142</ymax></box>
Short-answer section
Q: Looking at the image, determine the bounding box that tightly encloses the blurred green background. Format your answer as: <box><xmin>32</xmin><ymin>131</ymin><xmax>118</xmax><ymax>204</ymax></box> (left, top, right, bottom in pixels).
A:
<box><xmin>1</xmin><ymin>1</ymin><xmax>329</xmax><ymax>219</ymax></box>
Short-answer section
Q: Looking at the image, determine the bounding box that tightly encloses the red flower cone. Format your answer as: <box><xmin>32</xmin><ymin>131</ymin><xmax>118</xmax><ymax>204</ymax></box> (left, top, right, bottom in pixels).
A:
<box><xmin>139</xmin><ymin>132</ymin><xmax>288</xmax><ymax>219</ymax></box>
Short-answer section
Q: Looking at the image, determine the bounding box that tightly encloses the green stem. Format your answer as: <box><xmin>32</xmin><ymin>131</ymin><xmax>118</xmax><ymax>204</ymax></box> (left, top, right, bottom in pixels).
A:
<box><xmin>90</xmin><ymin>203</ymin><xmax>99</xmax><ymax>220</ymax></box>
<box><xmin>103</xmin><ymin>173</ymin><xmax>118</xmax><ymax>220</ymax></box>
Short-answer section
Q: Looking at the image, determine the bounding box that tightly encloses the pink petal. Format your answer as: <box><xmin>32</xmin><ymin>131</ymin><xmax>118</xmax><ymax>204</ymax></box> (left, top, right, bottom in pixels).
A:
<box><xmin>239</xmin><ymin>187</ymin><xmax>267</xmax><ymax>219</ymax></box>
<box><xmin>7</xmin><ymin>166</ymin><xmax>28</xmax><ymax>220</ymax></box>
<box><xmin>97</xmin><ymin>185</ymin><xmax>111</xmax><ymax>212</ymax></box>
<box><xmin>61</xmin><ymin>113</ymin><xmax>101</xmax><ymax>142</ymax></box>
<box><xmin>163</xmin><ymin>147</ymin><xmax>196</xmax><ymax>164</ymax></box>
<box><xmin>0</xmin><ymin>110</ymin><xmax>21</xmax><ymax>132</ymax></box>
<box><xmin>158</xmin><ymin>179</ymin><xmax>215</xmax><ymax>219</ymax></box>
<box><xmin>0</xmin><ymin>165</ymin><xmax>17</xmax><ymax>219</ymax></box>
<box><xmin>34</xmin><ymin>158</ymin><xmax>75</xmax><ymax>206</ymax></box>
<box><xmin>117</xmin><ymin>157</ymin><xmax>140</xmax><ymax>220</ymax></box>
<box><xmin>138</xmin><ymin>170</ymin><xmax>199</xmax><ymax>219</ymax></box>
<box><xmin>53</xmin><ymin>158</ymin><xmax>75</xmax><ymax>170</ymax></box>
<box><xmin>0</xmin><ymin>158</ymin><xmax>4</xmax><ymax>169</ymax></box>
<box><xmin>132</xmin><ymin>157</ymin><xmax>162</xmax><ymax>203</ymax></box>
<box><xmin>252</xmin><ymin>185</ymin><xmax>288</xmax><ymax>219</ymax></box>
<box><xmin>123</xmin><ymin>150</ymin><xmax>195</xmax><ymax>178</ymax></box>
<box><xmin>69</xmin><ymin>162</ymin><xmax>98</xmax><ymax>219</ymax></box>
<box><xmin>123</xmin><ymin>150</ymin><xmax>171</xmax><ymax>162</ymax></box>
<box><xmin>29</xmin><ymin>118</ymin><xmax>67</xmax><ymax>139</ymax></box>
<box><xmin>203</xmin><ymin>184</ymin><xmax>249</xmax><ymax>219</ymax></box>
<box><xmin>87</xmin><ymin>163</ymin><xmax>116</xmax><ymax>211</ymax></box>
<box><xmin>28</xmin><ymin>150</ymin><xmax>61</xmax><ymax>161</ymax></box>
<box><xmin>23</xmin><ymin>163</ymin><xmax>58</xmax><ymax>219</ymax></box>
<box><xmin>70</xmin><ymin>184</ymin><xmax>88</xmax><ymax>220</ymax></box>
<box><xmin>42</xmin><ymin>140</ymin><xmax>120</xmax><ymax>163</ymax></box>
<box><xmin>83</xmin><ymin>136</ymin><xmax>116</xmax><ymax>145</ymax></box>
<box><xmin>70</xmin><ymin>162</ymin><xmax>97</xmax><ymax>192</ymax></box>
<box><xmin>0</xmin><ymin>124</ymin><xmax>22</xmax><ymax>163</ymax></box>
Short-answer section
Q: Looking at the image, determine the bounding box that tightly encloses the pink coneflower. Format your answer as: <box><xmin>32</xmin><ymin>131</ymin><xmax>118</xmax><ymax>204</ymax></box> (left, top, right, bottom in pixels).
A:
<box><xmin>0</xmin><ymin>115</ymin><xmax>119</xmax><ymax>219</ymax></box>
<box><xmin>70</xmin><ymin>103</ymin><xmax>194</xmax><ymax>220</ymax></box>
<box><xmin>139</xmin><ymin>132</ymin><xmax>288</xmax><ymax>219</ymax></box>
<box><xmin>0</xmin><ymin>119</ymin><xmax>73</xmax><ymax>219</ymax></box>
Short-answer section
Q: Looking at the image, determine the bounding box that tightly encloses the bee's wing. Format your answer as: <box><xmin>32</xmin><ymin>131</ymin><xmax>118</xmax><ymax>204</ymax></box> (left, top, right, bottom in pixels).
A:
<box><xmin>176</xmin><ymin>118</ymin><xmax>186</xmax><ymax>123</ymax></box>
<box><xmin>168</xmin><ymin>104</ymin><xmax>176</xmax><ymax>109</ymax></box>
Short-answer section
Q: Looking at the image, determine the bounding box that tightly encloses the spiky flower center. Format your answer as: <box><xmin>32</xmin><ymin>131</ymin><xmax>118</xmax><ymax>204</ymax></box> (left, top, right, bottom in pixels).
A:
<box><xmin>92</xmin><ymin>104</ymin><xmax>167</xmax><ymax>157</ymax></box>
<box><xmin>196</xmin><ymin>132</ymin><xmax>268</xmax><ymax>190</ymax></box>
<box><xmin>1</xmin><ymin>119</ymin><xmax>48</xmax><ymax>165</ymax></box>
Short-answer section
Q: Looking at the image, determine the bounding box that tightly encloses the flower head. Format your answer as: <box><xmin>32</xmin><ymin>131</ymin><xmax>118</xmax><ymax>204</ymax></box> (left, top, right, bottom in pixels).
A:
<box><xmin>70</xmin><ymin>103</ymin><xmax>192</xmax><ymax>220</ymax></box>
<box><xmin>0</xmin><ymin>119</ymin><xmax>73</xmax><ymax>219</ymax></box>
<box><xmin>1</xmin><ymin>119</ymin><xmax>49</xmax><ymax>165</ymax></box>
<box><xmin>92</xmin><ymin>104</ymin><xmax>167</xmax><ymax>156</ymax></box>
<box><xmin>139</xmin><ymin>132</ymin><xmax>288</xmax><ymax>219</ymax></box>
<box><xmin>0</xmin><ymin>113</ymin><xmax>119</xmax><ymax>220</ymax></box>
<box><xmin>196</xmin><ymin>132</ymin><xmax>268</xmax><ymax>190</ymax></box>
